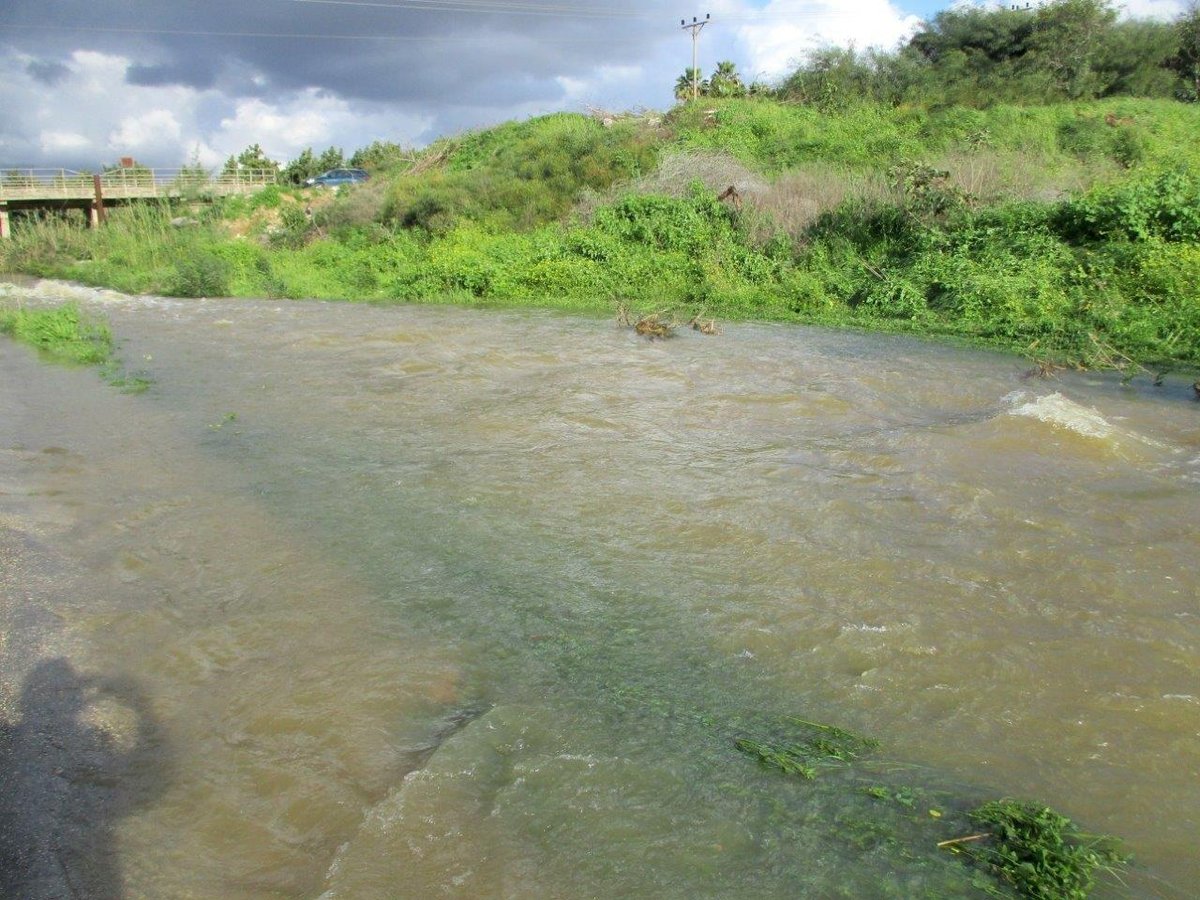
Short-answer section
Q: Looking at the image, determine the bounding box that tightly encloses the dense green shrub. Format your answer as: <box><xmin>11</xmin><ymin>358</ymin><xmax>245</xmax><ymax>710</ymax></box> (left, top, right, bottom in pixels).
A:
<box><xmin>775</xmin><ymin>1</ymin><xmax>1198</xmax><ymax>108</ymax></box>
<box><xmin>383</xmin><ymin>113</ymin><xmax>659</xmax><ymax>234</ymax></box>
<box><xmin>1057</xmin><ymin>167</ymin><xmax>1200</xmax><ymax>241</ymax></box>
<box><xmin>164</xmin><ymin>251</ymin><xmax>232</xmax><ymax>297</ymax></box>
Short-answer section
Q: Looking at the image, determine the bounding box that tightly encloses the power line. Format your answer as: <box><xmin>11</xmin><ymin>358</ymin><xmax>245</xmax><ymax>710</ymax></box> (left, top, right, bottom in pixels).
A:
<box><xmin>278</xmin><ymin>0</ymin><xmax>870</xmax><ymax>22</ymax></box>
<box><xmin>0</xmin><ymin>1</ymin><xmax>887</xmax><ymax>47</ymax></box>
<box><xmin>280</xmin><ymin>0</ymin><xmax>658</xmax><ymax>19</ymax></box>
<box><xmin>0</xmin><ymin>22</ymin><xmax>619</xmax><ymax>43</ymax></box>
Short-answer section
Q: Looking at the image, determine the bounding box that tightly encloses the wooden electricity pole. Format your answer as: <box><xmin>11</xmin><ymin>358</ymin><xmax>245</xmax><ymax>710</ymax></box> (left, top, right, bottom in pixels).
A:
<box><xmin>681</xmin><ymin>14</ymin><xmax>711</xmax><ymax>102</ymax></box>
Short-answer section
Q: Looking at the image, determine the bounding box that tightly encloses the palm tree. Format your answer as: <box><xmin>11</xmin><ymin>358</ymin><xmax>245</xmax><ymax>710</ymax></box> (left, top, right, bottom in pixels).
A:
<box><xmin>709</xmin><ymin>60</ymin><xmax>746</xmax><ymax>98</ymax></box>
<box><xmin>674</xmin><ymin>68</ymin><xmax>707</xmax><ymax>100</ymax></box>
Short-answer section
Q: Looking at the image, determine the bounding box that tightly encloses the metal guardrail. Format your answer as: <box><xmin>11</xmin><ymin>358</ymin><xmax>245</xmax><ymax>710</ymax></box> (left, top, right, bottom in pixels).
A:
<box><xmin>0</xmin><ymin>168</ymin><xmax>277</xmax><ymax>201</ymax></box>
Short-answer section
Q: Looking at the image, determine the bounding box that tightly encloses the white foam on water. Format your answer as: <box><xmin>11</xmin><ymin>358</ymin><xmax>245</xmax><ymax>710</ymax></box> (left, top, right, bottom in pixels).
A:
<box><xmin>1007</xmin><ymin>392</ymin><xmax>1114</xmax><ymax>439</ymax></box>
<box><xmin>0</xmin><ymin>279</ymin><xmax>132</xmax><ymax>306</ymax></box>
<box><xmin>0</xmin><ymin>278</ymin><xmax>190</xmax><ymax>311</ymax></box>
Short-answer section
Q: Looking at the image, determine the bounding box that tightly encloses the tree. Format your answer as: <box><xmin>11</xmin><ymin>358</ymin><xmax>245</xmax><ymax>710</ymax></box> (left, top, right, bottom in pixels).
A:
<box><xmin>315</xmin><ymin>146</ymin><xmax>344</xmax><ymax>172</ymax></box>
<box><xmin>709</xmin><ymin>60</ymin><xmax>746</xmax><ymax>97</ymax></box>
<box><xmin>222</xmin><ymin>144</ymin><xmax>279</xmax><ymax>176</ymax></box>
<box><xmin>1029</xmin><ymin>0</ymin><xmax>1118</xmax><ymax>99</ymax></box>
<box><xmin>349</xmin><ymin>140</ymin><xmax>414</xmax><ymax>171</ymax></box>
<box><xmin>280</xmin><ymin>148</ymin><xmax>317</xmax><ymax>185</ymax></box>
<box><xmin>1168</xmin><ymin>2</ymin><xmax>1200</xmax><ymax>99</ymax></box>
<box><xmin>101</xmin><ymin>158</ymin><xmax>155</xmax><ymax>185</ymax></box>
<box><xmin>280</xmin><ymin>146</ymin><xmax>344</xmax><ymax>185</ymax></box>
<box><xmin>1094</xmin><ymin>20</ymin><xmax>1178</xmax><ymax>98</ymax></box>
<box><xmin>675</xmin><ymin>68</ymin><xmax>707</xmax><ymax>100</ymax></box>
<box><xmin>776</xmin><ymin>47</ymin><xmax>877</xmax><ymax>109</ymax></box>
<box><xmin>674</xmin><ymin>62</ymin><xmax>746</xmax><ymax>101</ymax></box>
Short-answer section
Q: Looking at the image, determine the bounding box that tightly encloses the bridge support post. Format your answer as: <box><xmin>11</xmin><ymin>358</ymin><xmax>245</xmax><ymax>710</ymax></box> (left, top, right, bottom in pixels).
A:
<box><xmin>0</xmin><ymin>203</ymin><xmax>8</xmax><ymax>240</ymax></box>
<box><xmin>90</xmin><ymin>174</ymin><xmax>106</xmax><ymax>229</ymax></box>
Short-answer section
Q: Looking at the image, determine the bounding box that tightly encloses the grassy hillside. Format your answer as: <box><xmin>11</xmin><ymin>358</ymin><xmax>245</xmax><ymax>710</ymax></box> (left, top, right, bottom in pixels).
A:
<box><xmin>2</xmin><ymin>97</ymin><xmax>1198</xmax><ymax>372</ymax></box>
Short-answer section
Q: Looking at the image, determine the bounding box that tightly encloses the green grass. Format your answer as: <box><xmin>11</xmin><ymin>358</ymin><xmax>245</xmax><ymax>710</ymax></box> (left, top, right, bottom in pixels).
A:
<box><xmin>0</xmin><ymin>303</ymin><xmax>114</xmax><ymax>365</ymax></box>
<box><xmin>666</xmin><ymin>98</ymin><xmax>1200</xmax><ymax>174</ymax></box>
<box><xmin>0</xmin><ymin>301</ymin><xmax>153</xmax><ymax>392</ymax></box>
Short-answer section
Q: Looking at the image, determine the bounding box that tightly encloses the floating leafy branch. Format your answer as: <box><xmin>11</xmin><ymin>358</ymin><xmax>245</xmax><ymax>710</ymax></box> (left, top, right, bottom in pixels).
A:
<box><xmin>944</xmin><ymin>800</ymin><xmax>1130</xmax><ymax>900</ymax></box>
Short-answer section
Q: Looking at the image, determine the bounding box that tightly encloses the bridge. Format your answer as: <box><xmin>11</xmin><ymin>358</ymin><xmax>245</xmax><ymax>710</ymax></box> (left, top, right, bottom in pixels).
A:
<box><xmin>0</xmin><ymin>167</ymin><xmax>277</xmax><ymax>238</ymax></box>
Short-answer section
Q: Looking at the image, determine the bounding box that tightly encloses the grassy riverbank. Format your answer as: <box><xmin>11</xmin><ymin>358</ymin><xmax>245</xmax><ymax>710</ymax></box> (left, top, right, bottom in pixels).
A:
<box><xmin>3</xmin><ymin>98</ymin><xmax>1197</xmax><ymax>372</ymax></box>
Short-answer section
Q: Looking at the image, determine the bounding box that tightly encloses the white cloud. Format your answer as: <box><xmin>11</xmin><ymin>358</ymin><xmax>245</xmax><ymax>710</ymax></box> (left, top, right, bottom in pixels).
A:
<box><xmin>217</xmin><ymin>95</ymin><xmax>349</xmax><ymax>156</ymax></box>
<box><xmin>70</xmin><ymin>50</ymin><xmax>132</xmax><ymax>96</ymax></box>
<box><xmin>109</xmin><ymin>109</ymin><xmax>183</xmax><ymax>152</ymax></box>
<box><xmin>556</xmin><ymin>64</ymin><xmax>645</xmax><ymax>106</ymax></box>
<box><xmin>1118</xmin><ymin>0</ymin><xmax>1186</xmax><ymax>19</ymax></box>
<box><xmin>212</xmin><ymin>92</ymin><xmax>432</xmax><ymax>164</ymax></box>
<box><xmin>39</xmin><ymin>131</ymin><xmax>92</xmax><ymax>153</ymax></box>
<box><xmin>0</xmin><ymin>51</ymin><xmax>432</xmax><ymax>169</ymax></box>
<box><xmin>722</xmin><ymin>0</ymin><xmax>924</xmax><ymax>80</ymax></box>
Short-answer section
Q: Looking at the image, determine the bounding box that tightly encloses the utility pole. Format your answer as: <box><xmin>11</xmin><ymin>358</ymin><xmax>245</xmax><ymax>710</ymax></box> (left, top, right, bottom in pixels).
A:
<box><xmin>681</xmin><ymin>14</ymin><xmax>711</xmax><ymax>102</ymax></box>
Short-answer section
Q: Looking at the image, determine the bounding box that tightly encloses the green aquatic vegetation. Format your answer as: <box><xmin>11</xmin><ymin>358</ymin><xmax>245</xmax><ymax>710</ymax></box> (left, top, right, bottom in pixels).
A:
<box><xmin>0</xmin><ymin>303</ymin><xmax>114</xmax><ymax>365</ymax></box>
<box><xmin>100</xmin><ymin>363</ymin><xmax>154</xmax><ymax>394</ymax></box>
<box><xmin>948</xmin><ymin>800</ymin><xmax>1129</xmax><ymax>900</ymax></box>
<box><xmin>736</xmin><ymin>716</ymin><xmax>881</xmax><ymax>779</ymax></box>
<box><xmin>733</xmin><ymin>738</ymin><xmax>817</xmax><ymax>779</ymax></box>
<box><xmin>737</xmin><ymin>719</ymin><xmax>1127</xmax><ymax>897</ymax></box>
<box><xmin>784</xmin><ymin>717</ymin><xmax>880</xmax><ymax>760</ymax></box>
<box><xmin>864</xmin><ymin>784</ymin><xmax>918</xmax><ymax>809</ymax></box>
<box><xmin>833</xmin><ymin>813</ymin><xmax>899</xmax><ymax>852</ymax></box>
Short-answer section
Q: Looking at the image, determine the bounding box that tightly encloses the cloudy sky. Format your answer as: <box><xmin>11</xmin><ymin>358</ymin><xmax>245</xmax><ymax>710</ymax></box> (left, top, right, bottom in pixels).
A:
<box><xmin>0</xmin><ymin>0</ymin><xmax>1187</xmax><ymax>170</ymax></box>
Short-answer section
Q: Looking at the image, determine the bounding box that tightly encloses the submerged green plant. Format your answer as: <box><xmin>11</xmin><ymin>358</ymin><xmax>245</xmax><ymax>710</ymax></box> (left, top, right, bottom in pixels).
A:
<box><xmin>734</xmin><ymin>738</ymin><xmax>817</xmax><ymax>778</ymax></box>
<box><xmin>784</xmin><ymin>717</ymin><xmax>880</xmax><ymax>760</ymax></box>
<box><xmin>102</xmin><ymin>364</ymin><xmax>155</xmax><ymax>394</ymax></box>
<box><xmin>0</xmin><ymin>303</ymin><xmax>114</xmax><ymax>365</ymax></box>
<box><xmin>953</xmin><ymin>800</ymin><xmax>1129</xmax><ymax>899</ymax></box>
<box><xmin>736</xmin><ymin>717</ymin><xmax>1127</xmax><ymax>897</ymax></box>
<box><xmin>735</xmin><ymin>716</ymin><xmax>880</xmax><ymax>779</ymax></box>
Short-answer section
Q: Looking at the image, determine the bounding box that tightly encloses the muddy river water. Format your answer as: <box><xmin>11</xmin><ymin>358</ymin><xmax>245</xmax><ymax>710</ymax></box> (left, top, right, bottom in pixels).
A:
<box><xmin>1</xmin><ymin>280</ymin><xmax>1197</xmax><ymax>898</ymax></box>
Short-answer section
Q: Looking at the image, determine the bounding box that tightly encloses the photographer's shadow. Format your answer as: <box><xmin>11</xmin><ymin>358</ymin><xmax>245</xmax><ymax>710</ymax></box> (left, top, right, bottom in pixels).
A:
<box><xmin>1</xmin><ymin>657</ymin><xmax>171</xmax><ymax>899</ymax></box>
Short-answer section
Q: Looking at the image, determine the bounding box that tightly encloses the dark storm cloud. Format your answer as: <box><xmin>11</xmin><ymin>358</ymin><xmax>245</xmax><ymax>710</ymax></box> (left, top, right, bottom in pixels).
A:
<box><xmin>25</xmin><ymin>58</ymin><xmax>70</xmax><ymax>85</ymax></box>
<box><xmin>127</xmin><ymin>58</ymin><xmax>219</xmax><ymax>90</ymax></box>
<box><xmin>1</xmin><ymin>0</ymin><xmax>659</xmax><ymax>104</ymax></box>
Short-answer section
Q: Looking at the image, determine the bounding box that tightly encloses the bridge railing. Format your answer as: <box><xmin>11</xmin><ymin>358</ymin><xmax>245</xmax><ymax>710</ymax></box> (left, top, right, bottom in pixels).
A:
<box><xmin>0</xmin><ymin>168</ymin><xmax>277</xmax><ymax>201</ymax></box>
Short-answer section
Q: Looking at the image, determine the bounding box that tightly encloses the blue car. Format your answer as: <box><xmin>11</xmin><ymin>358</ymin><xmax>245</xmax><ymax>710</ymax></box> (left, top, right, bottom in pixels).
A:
<box><xmin>305</xmin><ymin>168</ymin><xmax>369</xmax><ymax>187</ymax></box>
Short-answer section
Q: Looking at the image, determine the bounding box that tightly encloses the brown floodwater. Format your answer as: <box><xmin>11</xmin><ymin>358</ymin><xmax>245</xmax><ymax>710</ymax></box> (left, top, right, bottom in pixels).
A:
<box><xmin>1</xmin><ymin>280</ymin><xmax>1197</xmax><ymax>898</ymax></box>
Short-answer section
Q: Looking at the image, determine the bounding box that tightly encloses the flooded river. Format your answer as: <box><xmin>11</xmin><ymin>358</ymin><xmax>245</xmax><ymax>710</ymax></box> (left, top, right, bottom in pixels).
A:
<box><xmin>1</xmin><ymin>280</ymin><xmax>1197</xmax><ymax>898</ymax></box>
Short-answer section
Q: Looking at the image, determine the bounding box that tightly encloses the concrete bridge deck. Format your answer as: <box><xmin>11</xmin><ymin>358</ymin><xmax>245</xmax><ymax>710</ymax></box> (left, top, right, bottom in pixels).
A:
<box><xmin>0</xmin><ymin>168</ymin><xmax>276</xmax><ymax>237</ymax></box>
